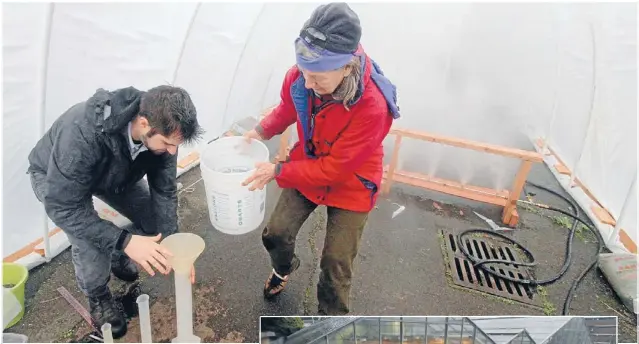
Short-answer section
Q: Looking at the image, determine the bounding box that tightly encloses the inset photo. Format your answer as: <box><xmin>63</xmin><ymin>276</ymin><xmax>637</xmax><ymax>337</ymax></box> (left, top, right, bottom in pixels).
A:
<box><xmin>260</xmin><ymin>316</ymin><xmax>617</xmax><ymax>344</ymax></box>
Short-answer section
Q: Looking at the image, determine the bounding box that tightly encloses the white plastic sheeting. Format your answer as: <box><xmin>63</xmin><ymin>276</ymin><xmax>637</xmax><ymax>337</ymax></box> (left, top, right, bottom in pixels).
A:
<box><xmin>2</xmin><ymin>2</ymin><xmax>636</xmax><ymax>266</ymax></box>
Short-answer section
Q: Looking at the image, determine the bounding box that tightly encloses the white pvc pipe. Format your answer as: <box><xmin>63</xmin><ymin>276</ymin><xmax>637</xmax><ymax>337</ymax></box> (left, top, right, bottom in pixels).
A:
<box><xmin>136</xmin><ymin>294</ymin><xmax>153</xmax><ymax>343</ymax></box>
<box><xmin>541</xmin><ymin>4</ymin><xmax>562</xmax><ymax>155</ymax></box>
<box><xmin>40</xmin><ymin>3</ymin><xmax>55</xmax><ymax>260</ymax></box>
<box><xmin>101</xmin><ymin>323</ymin><xmax>114</xmax><ymax>343</ymax></box>
<box><xmin>569</xmin><ymin>20</ymin><xmax>598</xmax><ymax>187</ymax></box>
<box><xmin>607</xmin><ymin>174</ymin><xmax>636</xmax><ymax>246</ymax></box>
<box><xmin>220</xmin><ymin>3</ymin><xmax>267</xmax><ymax>132</ymax></box>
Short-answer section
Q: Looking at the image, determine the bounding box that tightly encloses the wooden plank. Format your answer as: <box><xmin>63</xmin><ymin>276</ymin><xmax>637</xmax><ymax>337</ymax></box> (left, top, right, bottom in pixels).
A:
<box><xmin>502</xmin><ymin>160</ymin><xmax>533</xmax><ymax>227</ymax></box>
<box><xmin>383</xmin><ymin>170</ymin><xmax>509</xmax><ymax>206</ymax></box>
<box><xmin>591</xmin><ymin>205</ymin><xmax>616</xmax><ymax>226</ymax></box>
<box><xmin>3</xmin><ymin>227</ymin><xmax>62</xmax><ymax>263</ymax></box>
<box><xmin>507</xmin><ymin>208</ymin><xmax>519</xmax><ymax>227</ymax></box>
<box><xmin>382</xmin><ymin>135</ymin><xmax>403</xmax><ymax>194</ymax></box>
<box><xmin>554</xmin><ymin>162</ymin><xmax>570</xmax><ymax>175</ymax></box>
<box><xmin>177</xmin><ymin>151</ymin><xmax>200</xmax><ymax>169</ymax></box>
<box><xmin>383</xmin><ymin>167</ymin><xmax>510</xmax><ymax>199</ymax></box>
<box><xmin>619</xmin><ymin>230</ymin><xmax>637</xmax><ymax>253</ymax></box>
<box><xmin>575</xmin><ymin>178</ymin><xmax>609</xmax><ymax>211</ymax></box>
<box><xmin>390</xmin><ymin>128</ymin><xmax>543</xmax><ymax>162</ymax></box>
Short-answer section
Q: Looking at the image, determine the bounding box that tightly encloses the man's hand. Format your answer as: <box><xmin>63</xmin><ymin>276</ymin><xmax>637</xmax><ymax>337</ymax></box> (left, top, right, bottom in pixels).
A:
<box><xmin>243</xmin><ymin>129</ymin><xmax>263</xmax><ymax>144</ymax></box>
<box><xmin>124</xmin><ymin>234</ymin><xmax>173</xmax><ymax>276</ymax></box>
<box><xmin>190</xmin><ymin>265</ymin><xmax>195</xmax><ymax>284</ymax></box>
<box><xmin>242</xmin><ymin>162</ymin><xmax>276</xmax><ymax>191</ymax></box>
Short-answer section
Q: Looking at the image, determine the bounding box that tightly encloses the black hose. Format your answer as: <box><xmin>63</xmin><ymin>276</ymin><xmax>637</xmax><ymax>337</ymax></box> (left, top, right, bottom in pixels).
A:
<box><xmin>456</xmin><ymin>181</ymin><xmax>605</xmax><ymax>315</ymax></box>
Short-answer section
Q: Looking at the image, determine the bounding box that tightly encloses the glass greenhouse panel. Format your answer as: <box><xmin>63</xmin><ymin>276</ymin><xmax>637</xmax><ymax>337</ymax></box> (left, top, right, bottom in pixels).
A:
<box><xmin>354</xmin><ymin>318</ymin><xmax>380</xmax><ymax>343</ymax></box>
<box><xmin>380</xmin><ymin>320</ymin><xmax>401</xmax><ymax>344</ymax></box>
<box><xmin>426</xmin><ymin>318</ymin><xmax>446</xmax><ymax>344</ymax></box>
<box><xmin>445</xmin><ymin>319</ymin><xmax>463</xmax><ymax>344</ymax></box>
<box><xmin>461</xmin><ymin>319</ymin><xmax>475</xmax><ymax>344</ymax></box>
<box><xmin>505</xmin><ymin>333</ymin><xmax>524</xmax><ymax>344</ymax></box>
<box><xmin>403</xmin><ymin>321</ymin><xmax>426</xmax><ymax>344</ymax></box>
<box><xmin>328</xmin><ymin>322</ymin><xmax>355</xmax><ymax>344</ymax></box>
<box><xmin>474</xmin><ymin>330</ymin><xmax>495</xmax><ymax>344</ymax></box>
<box><xmin>544</xmin><ymin>318</ymin><xmax>593</xmax><ymax>344</ymax></box>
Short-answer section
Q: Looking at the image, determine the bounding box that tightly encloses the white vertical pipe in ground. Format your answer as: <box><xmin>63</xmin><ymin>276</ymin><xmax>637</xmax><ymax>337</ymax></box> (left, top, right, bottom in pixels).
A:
<box><xmin>607</xmin><ymin>174</ymin><xmax>636</xmax><ymax>247</ymax></box>
<box><xmin>39</xmin><ymin>3</ymin><xmax>55</xmax><ymax>260</ymax></box>
<box><xmin>136</xmin><ymin>294</ymin><xmax>153</xmax><ymax>343</ymax></box>
<box><xmin>569</xmin><ymin>19</ymin><xmax>598</xmax><ymax>188</ymax></box>
<box><xmin>101</xmin><ymin>323</ymin><xmax>114</xmax><ymax>343</ymax></box>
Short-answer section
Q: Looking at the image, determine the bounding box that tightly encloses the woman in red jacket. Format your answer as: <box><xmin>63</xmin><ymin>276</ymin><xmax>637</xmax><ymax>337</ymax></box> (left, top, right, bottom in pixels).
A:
<box><xmin>242</xmin><ymin>2</ymin><xmax>400</xmax><ymax>315</ymax></box>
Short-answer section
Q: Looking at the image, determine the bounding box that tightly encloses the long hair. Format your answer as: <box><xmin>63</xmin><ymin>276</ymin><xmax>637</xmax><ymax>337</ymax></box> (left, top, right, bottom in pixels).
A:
<box><xmin>332</xmin><ymin>57</ymin><xmax>361</xmax><ymax>110</ymax></box>
<box><xmin>295</xmin><ymin>40</ymin><xmax>362</xmax><ymax>110</ymax></box>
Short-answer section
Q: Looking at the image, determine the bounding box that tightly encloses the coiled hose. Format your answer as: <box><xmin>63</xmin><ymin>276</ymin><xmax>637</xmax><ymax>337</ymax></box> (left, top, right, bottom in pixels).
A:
<box><xmin>456</xmin><ymin>181</ymin><xmax>605</xmax><ymax>315</ymax></box>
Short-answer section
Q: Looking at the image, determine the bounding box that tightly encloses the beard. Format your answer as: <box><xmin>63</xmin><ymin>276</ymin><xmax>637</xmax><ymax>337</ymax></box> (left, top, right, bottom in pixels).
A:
<box><xmin>140</xmin><ymin>135</ymin><xmax>165</xmax><ymax>155</ymax></box>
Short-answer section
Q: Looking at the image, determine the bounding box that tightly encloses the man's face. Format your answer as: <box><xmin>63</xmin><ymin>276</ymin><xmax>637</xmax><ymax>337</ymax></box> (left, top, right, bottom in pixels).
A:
<box><xmin>136</xmin><ymin>116</ymin><xmax>182</xmax><ymax>155</ymax></box>
<box><xmin>299</xmin><ymin>66</ymin><xmax>351</xmax><ymax>95</ymax></box>
<box><xmin>142</xmin><ymin>132</ymin><xmax>182</xmax><ymax>155</ymax></box>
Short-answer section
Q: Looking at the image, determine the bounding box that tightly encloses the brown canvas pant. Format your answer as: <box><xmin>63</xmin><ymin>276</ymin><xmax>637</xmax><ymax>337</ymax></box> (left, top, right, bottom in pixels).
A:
<box><xmin>262</xmin><ymin>188</ymin><xmax>369</xmax><ymax>315</ymax></box>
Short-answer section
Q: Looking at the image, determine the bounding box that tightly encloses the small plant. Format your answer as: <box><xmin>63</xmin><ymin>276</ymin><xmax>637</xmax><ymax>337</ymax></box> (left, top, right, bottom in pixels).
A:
<box><xmin>536</xmin><ymin>286</ymin><xmax>556</xmax><ymax>315</ymax></box>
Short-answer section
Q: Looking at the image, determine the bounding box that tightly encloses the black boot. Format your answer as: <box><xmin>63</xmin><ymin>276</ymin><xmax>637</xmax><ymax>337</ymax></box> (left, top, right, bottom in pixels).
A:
<box><xmin>89</xmin><ymin>292</ymin><xmax>127</xmax><ymax>339</ymax></box>
<box><xmin>111</xmin><ymin>254</ymin><xmax>139</xmax><ymax>282</ymax></box>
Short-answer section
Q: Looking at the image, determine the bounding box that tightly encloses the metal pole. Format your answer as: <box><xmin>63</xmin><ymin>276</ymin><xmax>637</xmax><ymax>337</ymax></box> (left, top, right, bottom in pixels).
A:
<box><xmin>425</xmin><ymin>317</ymin><xmax>428</xmax><ymax>343</ymax></box>
<box><xmin>471</xmin><ymin>320</ymin><xmax>476</xmax><ymax>344</ymax></box>
<box><xmin>352</xmin><ymin>322</ymin><xmax>356</xmax><ymax>343</ymax></box>
<box><xmin>445</xmin><ymin>317</ymin><xmax>451</xmax><ymax>342</ymax></box>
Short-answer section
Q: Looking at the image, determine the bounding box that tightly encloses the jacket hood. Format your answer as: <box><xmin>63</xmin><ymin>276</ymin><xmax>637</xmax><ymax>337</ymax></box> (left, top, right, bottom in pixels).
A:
<box><xmin>86</xmin><ymin>86</ymin><xmax>145</xmax><ymax>134</ymax></box>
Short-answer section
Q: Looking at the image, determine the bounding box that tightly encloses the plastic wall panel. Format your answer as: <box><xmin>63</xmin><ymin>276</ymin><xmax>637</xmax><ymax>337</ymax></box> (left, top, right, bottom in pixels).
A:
<box><xmin>43</xmin><ymin>3</ymin><xmax>198</xmax><ymax>129</ymax></box>
<box><xmin>2</xmin><ymin>3</ymin><xmax>52</xmax><ymax>258</ymax></box>
<box><xmin>572</xmin><ymin>3</ymin><xmax>637</xmax><ymax>219</ymax></box>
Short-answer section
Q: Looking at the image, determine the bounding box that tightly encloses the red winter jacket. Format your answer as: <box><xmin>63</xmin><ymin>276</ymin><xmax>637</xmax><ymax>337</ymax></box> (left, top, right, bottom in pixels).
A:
<box><xmin>257</xmin><ymin>49</ymin><xmax>400</xmax><ymax>212</ymax></box>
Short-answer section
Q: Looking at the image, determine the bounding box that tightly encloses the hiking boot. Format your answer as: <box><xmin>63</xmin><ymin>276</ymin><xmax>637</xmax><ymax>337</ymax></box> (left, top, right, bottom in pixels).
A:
<box><xmin>89</xmin><ymin>292</ymin><xmax>127</xmax><ymax>339</ymax></box>
<box><xmin>264</xmin><ymin>256</ymin><xmax>300</xmax><ymax>299</ymax></box>
<box><xmin>111</xmin><ymin>254</ymin><xmax>138</xmax><ymax>282</ymax></box>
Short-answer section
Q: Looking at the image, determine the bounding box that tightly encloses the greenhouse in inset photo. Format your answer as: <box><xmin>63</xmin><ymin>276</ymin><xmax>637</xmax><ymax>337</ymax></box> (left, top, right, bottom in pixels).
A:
<box><xmin>260</xmin><ymin>316</ymin><xmax>617</xmax><ymax>344</ymax></box>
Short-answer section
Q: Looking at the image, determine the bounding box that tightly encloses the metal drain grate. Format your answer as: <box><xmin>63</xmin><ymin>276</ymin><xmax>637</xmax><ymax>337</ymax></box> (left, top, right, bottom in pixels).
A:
<box><xmin>441</xmin><ymin>229</ymin><xmax>542</xmax><ymax>306</ymax></box>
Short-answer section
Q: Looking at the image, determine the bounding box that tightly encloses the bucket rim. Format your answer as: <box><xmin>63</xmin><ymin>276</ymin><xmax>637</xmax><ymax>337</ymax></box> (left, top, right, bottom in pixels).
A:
<box><xmin>200</xmin><ymin>136</ymin><xmax>270</xmax><ymax>176</ymax></box>
<box><xmin>2</xmin><ymin>262</ymin><xmax>29</xmax><ymax>289</ymax></box>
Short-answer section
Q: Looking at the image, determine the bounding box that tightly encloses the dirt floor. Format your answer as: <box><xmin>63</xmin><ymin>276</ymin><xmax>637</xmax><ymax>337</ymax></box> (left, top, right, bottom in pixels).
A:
<box><xmin>4</xmin><ymin>157</ymin><xmax>637</xmax><ymax>343</ymax></box>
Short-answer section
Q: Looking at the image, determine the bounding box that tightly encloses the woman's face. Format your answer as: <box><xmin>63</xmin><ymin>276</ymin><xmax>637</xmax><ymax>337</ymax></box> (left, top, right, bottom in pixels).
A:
<box><xmin>299</xmin><ymin>66</ymin><xmax>351</xmax><ymax>95</ymax></box>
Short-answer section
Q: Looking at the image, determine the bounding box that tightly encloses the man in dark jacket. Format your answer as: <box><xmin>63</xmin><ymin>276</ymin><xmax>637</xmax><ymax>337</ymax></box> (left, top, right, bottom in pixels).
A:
<box><xmin>27</xmin><ymin>85</ymin><xmax>203</xmax><ymax>338</ymax></box>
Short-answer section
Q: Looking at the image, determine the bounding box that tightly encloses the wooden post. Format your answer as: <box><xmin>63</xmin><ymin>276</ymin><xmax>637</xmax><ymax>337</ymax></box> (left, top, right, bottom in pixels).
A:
<box><xmin>382</xmin><ymin>134</ymin><xmax>403</xmax><ymax>194</ymax></box>
<box><xmin>502</xmin><ymin>160</ymin><xmax>533</xmax><ymax>226</ymax></box>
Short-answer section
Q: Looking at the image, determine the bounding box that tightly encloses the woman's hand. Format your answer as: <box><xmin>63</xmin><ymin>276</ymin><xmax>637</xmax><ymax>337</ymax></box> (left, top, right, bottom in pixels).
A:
<box><xmin>242</xmin><ymin>162</ymin><xmax>276</xmax><ymax>191</ymax></box>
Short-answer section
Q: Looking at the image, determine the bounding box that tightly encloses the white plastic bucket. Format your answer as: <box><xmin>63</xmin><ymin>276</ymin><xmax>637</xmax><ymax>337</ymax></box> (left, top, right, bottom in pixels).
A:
<box><xmin>200</xmin><ymin>136</ymin><xmax>270</xmax><ymax>235</ymax></box>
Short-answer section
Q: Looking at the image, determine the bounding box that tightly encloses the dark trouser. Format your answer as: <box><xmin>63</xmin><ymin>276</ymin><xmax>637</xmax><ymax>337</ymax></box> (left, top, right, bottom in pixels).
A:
<box><xmin>30</xmin><ymin>172</ymin><xmax>158</xmax><ymax>298</ymax></box>
<box><xmin>262</xmin><ymin>188</ymin><xmax>369</xmax><ymax>315</ymax></box>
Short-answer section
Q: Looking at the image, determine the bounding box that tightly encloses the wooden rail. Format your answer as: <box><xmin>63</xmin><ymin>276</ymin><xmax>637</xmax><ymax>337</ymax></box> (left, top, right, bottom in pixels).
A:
<box><xmin>382</xmin><ymin>128</ymin><xmax>543</xmax><ymax>227</ymax></box>
<box><xmin>273</xmin><ymin>123</ymin><xmax>542</xmax><ymax>227</ymax></box>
